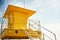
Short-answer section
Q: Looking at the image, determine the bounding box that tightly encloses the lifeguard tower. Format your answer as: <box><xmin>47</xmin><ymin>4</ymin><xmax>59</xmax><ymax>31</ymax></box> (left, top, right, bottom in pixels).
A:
<box><xmin>0</xmin><ymin>5</ymin><xmax>42</xmax><ymax>40</ymax></box>
<box><xmin>0</xmin><ymin>5</ymin><xmax>56</xmax><ymax>40</ymax></box>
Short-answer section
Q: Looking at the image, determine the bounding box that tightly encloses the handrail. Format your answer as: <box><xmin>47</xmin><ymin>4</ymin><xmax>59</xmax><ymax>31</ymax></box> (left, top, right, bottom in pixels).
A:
<box><xmin>29</xmin><ymin>19</ymin><xmax>56</xmax><ymax>34</ymax></box>
<box><xmin>22</xmin><ymin>29</ymin><xmax>33</xmax><ymax>40</ymax></box>
<box><xmin>1</xmin><ymin>18</ymin><xmax>5</xmax><ymax>34</ymax></box>
<box><xmin>41</xmin><ymin>26</ymin><xmax>56</xmax><ymax>40</ymax></box>
<box><xmin>29</xmin><ymin>19</ymin><xmax>56</xmax><ymax>40</ymax></box>
<box><xmin>1</xmin><ymin>18</ymin><xmax>8</xmax><ymax>34</ymax></box>
<box><xmin>0</xmin><ymin>18</ymin><xmax>56</xmax><ymax>40</ymax></box>
<box><xmin>30</xmin><ymin>24</ymin><xmax>52</xmax><ymax>40</ymax></box>
<box><xmin>43</xmin><ymin>33</ymin><xmax>52</xmax><ymax>40</ymax></box>
<box><xmin>1</xmin><ymin>18</ymin><xmax>3</xmax><ymax>34</ymax></box>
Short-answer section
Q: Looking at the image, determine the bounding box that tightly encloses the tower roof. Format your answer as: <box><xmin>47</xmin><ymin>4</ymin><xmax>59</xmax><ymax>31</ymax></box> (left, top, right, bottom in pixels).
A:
<box><xmin>3</xmin><ymin>5</ymin><xmax>36</xmax><ymax>18</ymax></box>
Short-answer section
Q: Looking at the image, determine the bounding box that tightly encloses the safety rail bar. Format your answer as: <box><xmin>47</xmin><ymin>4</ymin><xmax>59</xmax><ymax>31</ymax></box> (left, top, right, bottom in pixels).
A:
<box><xmin>43</xmin><ymin>33</ymin><xmax>52</xmax><ymax>40</ymax></box>
<box><xmin>23</xmin><ymin>29</ymin><xmax>33</xmax><ymax>40</ymax></box>
<box><xmin>0</xmin><ymin>18</ymin><xmax>56</xmax><ymax>40</ymax></box>
<box><xmin>30</xmin><ymin>23</ymin><xmax>52</xmax><ymax>40</ymax></box>
<box><xmin>1</xmin><ymin>18</ymin><xmax>6</xmax><ymax>34</ymax></box>
<box><xmin>29</xmin><ymin>19</ymin><xmax>56</xmax><ymax>40</ymax></box>
<box><xmin>41</xmin><ymin>26</ymin><xmax>56</xmax><ymax>40</ymax></box>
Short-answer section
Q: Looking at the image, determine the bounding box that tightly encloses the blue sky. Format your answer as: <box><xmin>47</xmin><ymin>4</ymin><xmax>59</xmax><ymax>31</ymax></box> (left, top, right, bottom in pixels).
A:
<box><xmin>0</xmin><ymin>0</ymin><xmax>60</xmax><ymax>24</ymax></box>
<box><xmin>0</xmin><ymin>0</ymin><xmax>60</xmax><ymax>40</ymax></box>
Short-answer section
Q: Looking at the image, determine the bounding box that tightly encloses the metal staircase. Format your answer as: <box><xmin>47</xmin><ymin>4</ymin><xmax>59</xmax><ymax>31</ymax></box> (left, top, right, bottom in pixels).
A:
<box><xmin>0</xmin><ymin>19</ymin><xmax>56</xmax><ymax>40</ymax></box>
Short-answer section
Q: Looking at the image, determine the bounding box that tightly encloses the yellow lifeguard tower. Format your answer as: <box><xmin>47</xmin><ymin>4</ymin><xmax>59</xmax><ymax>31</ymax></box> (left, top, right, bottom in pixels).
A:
<box><xmin>0</xmin><ymin>5</ymin><xmax>42</xmax><ymax>40</ymax></box>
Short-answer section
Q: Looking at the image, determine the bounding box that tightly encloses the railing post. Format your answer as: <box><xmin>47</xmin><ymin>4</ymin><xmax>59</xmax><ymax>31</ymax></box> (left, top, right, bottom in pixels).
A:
<box><xmin>1</xmin><ymin>18</ymin><xmax>6</xmax><ymax>34</ymax></box>
<box><xmin>28</xmin><ymin>19</ymin><xmax>56</xmax><ymax>40</ymax></box>
<box><xmin>54</xmin><ymin>34</ymin><xmax>56</xmax><ymax>40</ymax></box>
<box><xmin>43</xmin><ymin>33</ymin><xmax>45</xmax><ymax>40</ymax></box>
<box><xmin>1</xmin><ymin>18</ymin><xmax>3</xmax><ymax>34</ymax></box>
<box><xmin>38</xmin><ymin>21</ymin><xmax>41</xmax><ymax>31</ymax></box>
<box><xmin>29</xmin><ymin>19</ymin><xmax>30</xmax><ymax>29</ymax></box>
<box><xmin>41</xmin><ymin>26</ymin><xmax>56</xmax><ymax>40</ymax></box>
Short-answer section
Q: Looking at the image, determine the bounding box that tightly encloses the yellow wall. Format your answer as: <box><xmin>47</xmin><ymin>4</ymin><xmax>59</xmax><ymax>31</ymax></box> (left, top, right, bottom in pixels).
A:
<box><xmin>8</xmin><ymin>12</ymin><xmax>14</xmax><ymax>28</ymax></box>
<box><xmin>3</xmin><ymin>5</ymin><xmax>36</xmax><ymax>29</ymax></box>
<box><xmin>8</xmin><ymin>11</ymin><xmax>28</xmax><ymax>29</ymax></box>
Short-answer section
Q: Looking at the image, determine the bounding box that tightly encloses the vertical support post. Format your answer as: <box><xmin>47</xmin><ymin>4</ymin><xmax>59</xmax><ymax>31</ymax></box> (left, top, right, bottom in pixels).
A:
<box><xmin>28</xmin><ymin>16</ymin><xmax>30</xmax><ymax>40</ymax></box>
<box><xmin>29</xmin><ymin>19</ymin><xmax>32</xmax><ymax>40</ymax></box>
<box><xmin>1</xmin><ymin>18</ymin><xmax>3</xmax><ymax>34</ymax></box>
<box><xmin>29</xmin><ymin>19</ymin><xmax>30</xmax><ymax>29</ymax></box>
<box><xmin>38</xmin><ymin>21</ymin><xmax>41</xmax><ymax>31</ymax></box>
<box><xmin>38</xmin><ymin>21</ymin><xmax>41</xmax><ymax>40</ymax></box>
<box><xmin>43</xmin><ymin>33</ymin><xmax>45</xmax><ymax>40</ymax></box>
<box><xmin>54</xmin><ymin>34</ymin><xmax>56</xmax><ymax>40</ymax></box>
<box><xmin>23</xmin><ymin>0</ymin><xmax>25</xmax><ymax>8</ymax></box>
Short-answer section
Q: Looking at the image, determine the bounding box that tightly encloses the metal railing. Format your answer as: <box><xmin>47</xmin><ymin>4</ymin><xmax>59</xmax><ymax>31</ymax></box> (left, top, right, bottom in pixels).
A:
<box><xmin>1</xmin><ymin>18</ymin><xmax>6</xmax><ymax>34</ymax></box>
<box><xmin>29</xmin><ymin>19</ymin><xmax>56</xmax><ymax>40</ymax></box>
<box><xmin>23</xmin><ymin>29</ymin><xmax>33</xmax><ymax>40</ymax></box>
<box><xmin>0</xmin><ymin>18</ymin><xmax>56</xmax><ymax>40</ymax></box>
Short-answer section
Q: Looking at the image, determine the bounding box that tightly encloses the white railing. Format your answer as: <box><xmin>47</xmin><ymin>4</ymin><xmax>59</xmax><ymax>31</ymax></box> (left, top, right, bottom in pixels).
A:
<box><xmin>29</xmin><ymin>19</ymin><xmax>56</xmax><ymax>40</ymax></box>
<box><xmin>0</xmin><ymin>18</ymin><xmax>56</xmax><ymax>40</ymax></box>
<box><xmin>0</xmin><ymin>18</ymin><xmax>8</xmax><ymax>34</ymax></box>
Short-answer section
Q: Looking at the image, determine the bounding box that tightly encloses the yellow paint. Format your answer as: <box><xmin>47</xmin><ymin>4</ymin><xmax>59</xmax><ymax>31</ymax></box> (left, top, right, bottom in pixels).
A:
<box><xmin>3</xmin><ymin>5</ymin><xmax>36</xmax><ymax>29</ymax></box>
<box><xmin>0</xmin><ymin>5</ymin><xmax>42</xmax><ymax>39</ymax></box>
<box><xmin>13</xmin><ymin>12</ymin><xmax>28</xmax><ymax>29</ymax></box>
<box><xmin>1</xmin><ymin>29</ymin><xmax>42</xmax><ymax>39</ymax></box>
